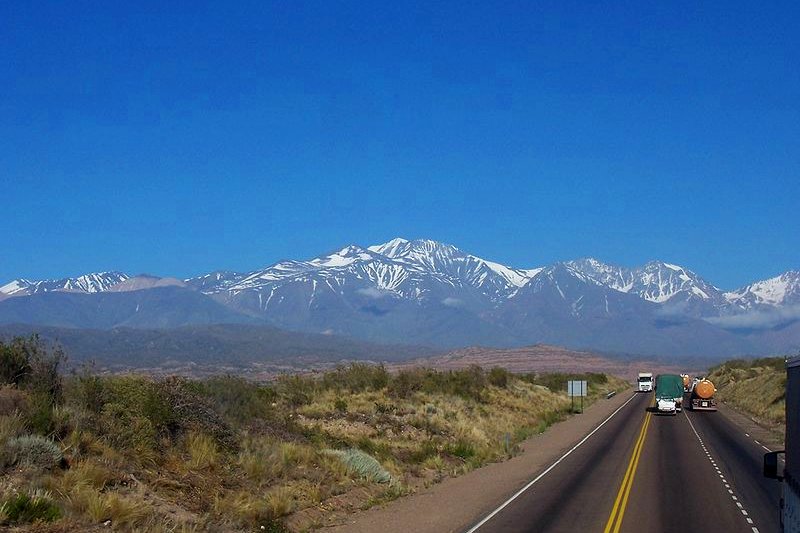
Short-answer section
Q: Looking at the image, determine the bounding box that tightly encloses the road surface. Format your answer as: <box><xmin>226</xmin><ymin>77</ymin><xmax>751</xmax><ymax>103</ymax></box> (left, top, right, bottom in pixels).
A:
<box><xmin>466</xmin><ymin>392</ymin><xmax>781</xmax><ymax>533</ymax></box>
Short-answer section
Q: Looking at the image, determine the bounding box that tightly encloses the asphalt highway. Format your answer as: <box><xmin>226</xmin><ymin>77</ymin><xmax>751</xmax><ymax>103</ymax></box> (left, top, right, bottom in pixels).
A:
<box><xmin>466</xmin><ymin>391</ymin><xmax>781</xmax><ymax>533</ymax></box>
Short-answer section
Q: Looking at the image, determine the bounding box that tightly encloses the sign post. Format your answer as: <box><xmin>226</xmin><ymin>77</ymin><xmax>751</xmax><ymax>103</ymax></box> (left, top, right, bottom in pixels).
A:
<box><xmin>567</xmin><ymin>380</ymin><xmax>588</xmax><ymax>413</ymax></box>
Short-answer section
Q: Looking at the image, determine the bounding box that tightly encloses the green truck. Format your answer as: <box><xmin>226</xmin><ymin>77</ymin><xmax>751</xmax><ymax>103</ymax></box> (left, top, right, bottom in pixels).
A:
<box><xmin>654</xmin><ymin>374</ymin><xmax>684</xmax><ymax>415</ymax></box>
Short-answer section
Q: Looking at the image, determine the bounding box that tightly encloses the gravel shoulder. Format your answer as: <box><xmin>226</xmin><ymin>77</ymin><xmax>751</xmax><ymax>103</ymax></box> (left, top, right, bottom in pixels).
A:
<box><xmin>325</xmin><ymin>390</ymin><xmax>635</xmax><ymax>533</ymax></box>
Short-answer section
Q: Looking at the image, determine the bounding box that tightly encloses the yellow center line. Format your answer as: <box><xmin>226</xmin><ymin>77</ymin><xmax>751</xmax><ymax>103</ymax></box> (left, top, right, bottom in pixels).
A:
<box><xmin>603</xmin><ymin>398</ymin><xmax>654</xmax><ymax>533</ymax></box>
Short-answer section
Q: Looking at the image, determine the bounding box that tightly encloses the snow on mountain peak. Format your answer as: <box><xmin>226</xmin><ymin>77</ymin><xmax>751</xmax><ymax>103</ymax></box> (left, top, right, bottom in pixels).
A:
<box><xmin>724</xmin><ymin>270</ymin><xmax>800</xmax><ymax>308</ymax></box>
<box><xmin>0</xmin><ymin>279</ymin><xmax>31</xmax><ymax>295</ymax></box>
<box><xmin>367</xmin><ymin>237</ymin><xmax>410</xmax><ymax>257</ymax></box>
<box><xmin>310</xmin><ymin>245</ymin><xmax>378</xmax><ymax>268</ymax></box>
<box><xmin>0</xmin><ymin>272</ymin><xmax>129</xmax><ymax>297</ymax></box>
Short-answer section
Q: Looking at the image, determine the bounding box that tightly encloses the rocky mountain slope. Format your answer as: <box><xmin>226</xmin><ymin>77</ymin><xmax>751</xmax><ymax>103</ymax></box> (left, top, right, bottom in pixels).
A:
<box><xmin>1</xmin><ymin>238</ymin><xmax>798</xmax><ymax>357</ymax></box>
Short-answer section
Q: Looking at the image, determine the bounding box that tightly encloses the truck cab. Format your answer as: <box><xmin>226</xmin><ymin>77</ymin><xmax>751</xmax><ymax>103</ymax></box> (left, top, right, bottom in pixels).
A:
<box><xmin>637</xmin><ymin>372</ymin><xmax>653</xmax><ymax>392</ymax></box>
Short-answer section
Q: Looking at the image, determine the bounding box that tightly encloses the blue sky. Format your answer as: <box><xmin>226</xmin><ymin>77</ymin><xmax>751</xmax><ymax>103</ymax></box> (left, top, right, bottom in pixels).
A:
<box><xmin>1</xmin><ymin>1</ymin><xmax>798</xmax><ymax>289</ymax></box>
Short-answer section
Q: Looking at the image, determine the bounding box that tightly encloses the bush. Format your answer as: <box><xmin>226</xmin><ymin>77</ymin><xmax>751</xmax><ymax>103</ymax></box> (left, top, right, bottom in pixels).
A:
<box><xmin>488</xmin><ymin>367</ymin><xmax>509</xmax><ymax>388</ymax></box>
<box><xmin>445</xmin><ymin>439</ymin><xmax>476</xmax><ymax>460</ymax></box>
<box><xmin>0</xmin><ymin>386</ymin><xmax>28</xmax><ymax>416</ymax></box>
<box><xmin>191</xmin><ymin>375</ymin><xmax>276</xmax><ymax>425</ymax></box>
<box><xmin>334</xmin><ymin>398</ymin><xmax>348</xmax><ymax>413</ymax></box>
<box><xmin>325</xmin><ymin>448</ymin><xmax>393</xmax><ymax>484</ymax></box>
<box><xmin>3</xmin><ymin>434</ymin><xmax>63</xmax><ymax>469</ymax></box>
<box><xmin>321</xmin><ymin>364</ymin><xmax>389</xmax><ymax>393</ymax></box>
<box><xmin>76</xmin><ymin>375</ymin><xmax>234</xmax><ymax>456</ymax></box>
<box><xmin>387</xmin><ymin>369</ymin><xmax>425</xmax><ymax>399</ymax></box>
<box><xmin>0</xmin><ymin>490</ymin><xmax>61</xmax><ymax>524</ymax></box>
<box><xmin>0</xmin><ymin>336</ymin><xmax>64</xmax><ymax>405</ymax></box>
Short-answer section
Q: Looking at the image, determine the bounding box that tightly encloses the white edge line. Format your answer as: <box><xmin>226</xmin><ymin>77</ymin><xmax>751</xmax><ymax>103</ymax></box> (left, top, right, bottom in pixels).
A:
<box><xmin>464</xmin><ymin>393</ymin><xmax>639</xmax><ymax>533</ymax></box>
<box><xmin>684</xmin><ymin>411</ymin><xmax>760</xmax><ymax>531</ymax></box>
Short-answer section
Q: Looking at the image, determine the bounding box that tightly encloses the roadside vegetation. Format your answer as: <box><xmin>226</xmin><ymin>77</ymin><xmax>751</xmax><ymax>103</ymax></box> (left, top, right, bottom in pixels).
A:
<box><xmin>0</xmin><ymin>336</ymin><xmax>627</xmax><ymax>531</ymax></box>
<box><xmin>707</xmin><ymin>356</ymin><xmax>787</xmax><ymax>431</ymax></box>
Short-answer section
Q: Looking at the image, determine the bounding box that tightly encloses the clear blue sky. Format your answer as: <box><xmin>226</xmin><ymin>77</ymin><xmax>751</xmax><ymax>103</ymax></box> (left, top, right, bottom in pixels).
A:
<box><xmin>2</xmin><ymin>1</ymin><xmax>798</xmax><ymax>290</ymax></box>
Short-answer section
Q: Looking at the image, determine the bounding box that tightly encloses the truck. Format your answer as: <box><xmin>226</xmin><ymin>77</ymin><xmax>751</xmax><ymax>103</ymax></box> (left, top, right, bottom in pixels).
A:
<box><xmin>681</xmin><ymin>374</ymin><xmax>691</xmax><ymax>392</ymax></box>
<box><xmin>654</xmin><ymin>374</ymin><xmax>684</xmax><ymax>415</ymax></box>
<box><xmin>690</xmin><ymin>378</ymin><xmax>718</xmax><ymax>411</ymax></box>
<box><xmin>637</xmin><ymin>372</ymin><xmax>653</xmax><ymax>392</ymax></box>
<box><xmin>764</xmin><ymin>355</ymin><xmax>799</xmax><ymax>532</ymax></box>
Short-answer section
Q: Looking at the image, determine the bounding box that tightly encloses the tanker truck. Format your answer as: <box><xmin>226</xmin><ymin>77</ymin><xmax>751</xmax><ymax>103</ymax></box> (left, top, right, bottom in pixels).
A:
<box><xmin>764</xmin><ymin>355</ymin><xmax>799</xmax><ymax>532</ymax></box>
<box><xmin>690</xmin><ymin>378</ymin><xmax>718</xmax><ymax>411</ymax></box>
<box><xmin>655</xmin><ymin>374</ymin><xmax>684</xmax><ymax>415</ymax></box>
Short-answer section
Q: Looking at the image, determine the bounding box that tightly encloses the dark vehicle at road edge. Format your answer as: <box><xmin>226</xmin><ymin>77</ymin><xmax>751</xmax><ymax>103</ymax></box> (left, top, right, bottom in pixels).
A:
<box><xmin>764</xmin><ymin>355</ymin><xmax>799</xmax><ymax>532</ymax></box>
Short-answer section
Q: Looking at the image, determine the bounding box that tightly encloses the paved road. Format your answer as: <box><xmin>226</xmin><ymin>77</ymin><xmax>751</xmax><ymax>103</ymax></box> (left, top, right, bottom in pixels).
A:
<box><xmin>467</xmin><ymin>392</ymin><xmax>781</xmax><ymax>533</ymax></box>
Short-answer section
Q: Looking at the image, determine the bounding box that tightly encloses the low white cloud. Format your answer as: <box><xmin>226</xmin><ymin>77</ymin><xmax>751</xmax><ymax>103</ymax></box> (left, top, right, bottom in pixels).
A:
<box><xmin>704</xmin><ymin>305</ymin><xmax>800</xmax><ymax>330</ymax></box>
<box><xmin>442</xmin><ymin>297</ymin><xmax>463</xmax><ymax>308</ymax></box>
<box><xmin>356</xmin><ymin>287</ymin><xmax>391</xmax><ymax>299</ymax></box>
<box><xmin>654</xmin><ymin>301</ymin><xmax>689</xmax><ymax>318</ymax></box>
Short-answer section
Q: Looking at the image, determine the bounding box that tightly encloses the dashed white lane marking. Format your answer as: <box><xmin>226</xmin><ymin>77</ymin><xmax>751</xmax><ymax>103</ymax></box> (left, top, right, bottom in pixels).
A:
<box><xmin>745</xmin><ymin>433</ymin><xmax>750</xmax><ymax>437</ymax></box>
<box><xmin>684</xmin><ymin>411</ymin><xmax>762</xmax><ymax>533</ymax></box>
<box><xmin>464</xmin><ymin>393</ymin><xmax>640</xmax><ymax>533</ymax></box>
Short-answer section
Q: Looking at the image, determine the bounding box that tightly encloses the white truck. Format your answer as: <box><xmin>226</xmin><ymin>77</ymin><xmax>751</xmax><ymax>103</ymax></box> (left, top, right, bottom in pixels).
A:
<box><xmin>637</xmin><ymin>372</ymin><xmax>653</xmax><ymax>392</ymax></box>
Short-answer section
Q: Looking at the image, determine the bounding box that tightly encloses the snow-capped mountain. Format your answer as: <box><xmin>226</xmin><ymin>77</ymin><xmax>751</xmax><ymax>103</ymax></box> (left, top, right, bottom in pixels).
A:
<box><xmin>629</xmin><ymin>261</ymin><xmax>723</xmax><ymax>305</ymax></box>
<box><xmin>563</xmin><ymin>258</ymin><xmax>634</xmax><ymax>292</ymax></box>
<box><xmin>724</xmin><ymin>270</ymin><xmax>800</xmax><ymax>311</ymax></box>
<box><xmin>368</xmin><ymin>238</ymin><xmax>541</xmax><ymax>300</ymax></box>
<box><xmin>0</xmin><ymin>272</ymin><xmax>129</xmax><ymax>297</ymax></box>
<box><xmin>1</xmin><ymin>239</ymin><xmax>798</xmax><ymax>356</ymax></box>
<box><xmin>189</xmin><ymin>239</ymin><xmax>540</xmax><ymax>307</ymax></box>
<box><xmin>565</xmin><ymin>258</ymin><xmax>725</xmax><ymax>316</ymax></box>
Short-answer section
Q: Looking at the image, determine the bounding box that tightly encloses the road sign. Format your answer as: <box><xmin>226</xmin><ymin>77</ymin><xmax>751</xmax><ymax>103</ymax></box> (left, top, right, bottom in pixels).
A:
<box><xmin>567</xmin><ymin>380</ymin><xmax>588</xmax><ymax>413</ymax></box>
<box><xmin>568</xmin><ymin>380</ymin><xmax>587</xmax><ymax>397</ymax></box>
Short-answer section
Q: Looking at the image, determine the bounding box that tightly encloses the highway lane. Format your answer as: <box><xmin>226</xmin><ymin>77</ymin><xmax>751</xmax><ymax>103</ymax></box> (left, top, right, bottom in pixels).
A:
<box><xmin>618</xmin><ymin>407</ymin><xmax>768</xmax><ymax>533</ymax></box>
<box><xmin>683</xmin><ymin>405</ymin><xmax>782</xmax><ymax>532</ymax></box>
<box><xmin>468</xmin><ymin>392</ymin><xmax>652</xmax><ymax>533</ymax></box>
<box><xmin>467</xmin><ymin>392</ymin><xmax>780</xmax><ymax>533</ymax></box>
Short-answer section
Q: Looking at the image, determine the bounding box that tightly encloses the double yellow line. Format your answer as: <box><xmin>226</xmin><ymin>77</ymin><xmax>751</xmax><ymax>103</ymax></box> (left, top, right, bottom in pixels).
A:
<box><xmin>603</xmin><ymin>400</ymin><xmax>654</xmax><ymax>533</ymax></box>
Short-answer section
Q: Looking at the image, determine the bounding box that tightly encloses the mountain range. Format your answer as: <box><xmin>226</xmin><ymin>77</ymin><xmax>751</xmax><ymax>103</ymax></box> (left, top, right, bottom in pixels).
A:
<box><xmin>1</xmin><ymin>238</ymin><xmax>799</xmax><ymax>358</ymax></box>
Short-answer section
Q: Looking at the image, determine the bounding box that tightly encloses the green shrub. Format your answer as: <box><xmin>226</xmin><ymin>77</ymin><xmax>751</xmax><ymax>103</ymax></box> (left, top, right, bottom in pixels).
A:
<box><xmin>334</xmin><ymin>397</ymin><xmax>348</xmax><ymax>413</ymax></box>
<box><xmin>100</xmin><ymin>402</ymin><xmax>158</xmax><ymax>457</ymax></box>
<box><xmin>321</xmin><ymin>364</ymin><xmax>389</xmax><ymax>393</ymax></box>
<box><xmin>445</xmin><ymin>439</ymin><xmax>476</xmax><ymax>460</ymax></box>
<box><xmin>277</xmin><ymin>375</ymin><xmax>315</xmax><ymax>407</ymax></box>
<box><xmin>25</xmin><ymin>392</ymin><xmax>57</xmax><ymax>435</ymax></box>
<box><xmin>3</xmin><ymin>434</ymin><xmax>63</xmax><ymax>469</ymax></box>
<box><xmin>0</xmin><ymin>490</ymin><xmax>61</xmax><ymax>524</ymax></box>
<box><xmin>192</xmin><ymin>375</ymin><xmax>276</xmax><ymax>425</ymax></box>
<box><xmin>488</xmin><ymin>367</ymin><xmax>510</xmax><ymax>388</ymax></box>
<box><xmin>325</xmin><ymin>448</ymin><xmax>393</xmax><ymax>484</ymax></box>
<box><xmin>387</xmin><ymin>369</ymin><xmax>425</xmax><ymax>399</ymax></box>
<box><xmin>78</xmin><ymin>375</ymin><xmax>233</xmax><ymax>454</ymax></box>
<box><xmin>0</xmin><ymin>336</ymin><xmax>64</xmax><ymax>405</ymax></box>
